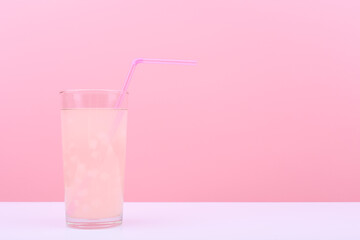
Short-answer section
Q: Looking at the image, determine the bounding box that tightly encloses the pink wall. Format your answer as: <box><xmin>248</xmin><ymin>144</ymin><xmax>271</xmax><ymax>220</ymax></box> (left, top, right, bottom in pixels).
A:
<box><xmin>1</xmin><ymin>0</ymin><xmax>360</xmax><ymax>202</ymax></box>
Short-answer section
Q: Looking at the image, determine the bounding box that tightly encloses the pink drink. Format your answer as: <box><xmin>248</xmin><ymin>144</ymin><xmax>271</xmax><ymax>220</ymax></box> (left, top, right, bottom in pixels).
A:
<box><xmin>60</xmin><ymin>90</ymin><xmax>128</xmax><ymax>229</ymax></box>
<box><xmin>59</xmin><ymin>59</ymin><xmax>193</xmax><ymax>229</ymax></box>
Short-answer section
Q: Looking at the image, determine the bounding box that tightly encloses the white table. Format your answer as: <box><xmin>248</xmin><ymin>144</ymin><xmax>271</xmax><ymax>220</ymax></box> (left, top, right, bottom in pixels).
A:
<box><xmin>1</xmin><ymin>202</ymin><xmax>360</xmax><ymax>240</ymax></box>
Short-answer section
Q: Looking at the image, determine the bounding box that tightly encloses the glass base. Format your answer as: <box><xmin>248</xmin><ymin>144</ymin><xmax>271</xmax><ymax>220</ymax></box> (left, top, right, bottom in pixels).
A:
<box><xmin>66</xmin><ymin>216</ymin><xmax>122</xmax><ymax>229</ymax></box>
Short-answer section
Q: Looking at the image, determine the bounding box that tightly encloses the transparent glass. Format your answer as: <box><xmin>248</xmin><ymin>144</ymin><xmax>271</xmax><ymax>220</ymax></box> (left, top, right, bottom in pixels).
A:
<box><xmin>60</xmin><ymin>89</ymin><xmax>128</xmax><ymax>229</ymax></box>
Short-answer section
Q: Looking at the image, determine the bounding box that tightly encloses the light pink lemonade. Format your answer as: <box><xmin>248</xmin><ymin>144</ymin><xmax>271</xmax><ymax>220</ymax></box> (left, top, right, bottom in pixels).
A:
<box><xmin>61</xmin><ymin>108</ymin><xmax>127</xmax><ymax>227</ymax></box>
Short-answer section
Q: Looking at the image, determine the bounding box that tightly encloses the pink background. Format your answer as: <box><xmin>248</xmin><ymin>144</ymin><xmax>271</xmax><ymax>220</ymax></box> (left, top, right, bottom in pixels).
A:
<box><xmin>1</xmin><ymin>0</ymin><xmax>360</xmax><ymax>202</ymax></box>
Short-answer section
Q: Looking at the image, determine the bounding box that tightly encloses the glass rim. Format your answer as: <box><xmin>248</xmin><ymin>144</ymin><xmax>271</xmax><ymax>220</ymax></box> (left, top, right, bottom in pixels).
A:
<box><xmin>59</xmin><ymin>89</ymin><xmax>129</xmax><ymax>94</ymax></box>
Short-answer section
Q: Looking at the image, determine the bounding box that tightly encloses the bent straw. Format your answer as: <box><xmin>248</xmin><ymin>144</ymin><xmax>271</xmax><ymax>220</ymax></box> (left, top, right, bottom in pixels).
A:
<box><xmin>110</xmin><ymin>58</ymin><xmax>196</xmax><ymax>136</ymax></box>
<box><xmin>115</xmin><ymin>58</ymin><xmax>196</xmax><ymax>108</ymax></box>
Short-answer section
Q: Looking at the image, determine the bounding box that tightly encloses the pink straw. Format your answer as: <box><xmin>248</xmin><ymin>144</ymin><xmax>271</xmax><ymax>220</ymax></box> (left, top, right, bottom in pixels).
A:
<box><xmin>115</xmin><ymin>58</ymin><xmax>196</xmax><ymax>108</ymax></box>
<box><xmin>110</xmin><ymin>58</ymin><xmax>196</xmax><ymax>136</ymax></box>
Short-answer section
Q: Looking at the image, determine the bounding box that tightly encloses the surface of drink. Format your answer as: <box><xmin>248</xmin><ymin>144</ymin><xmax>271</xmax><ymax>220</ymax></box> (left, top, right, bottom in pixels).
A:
<box><xmin>61</xmin><ymin>108</ymin><xmax>127</xmax><ymax>225</ymax></box>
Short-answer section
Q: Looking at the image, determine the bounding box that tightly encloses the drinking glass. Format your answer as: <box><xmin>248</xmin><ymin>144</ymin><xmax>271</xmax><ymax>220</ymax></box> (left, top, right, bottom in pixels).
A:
<box><xmin>60</xmin><ymin>89</ymin><xmax>128</xmax><ymax>229</ymax></box>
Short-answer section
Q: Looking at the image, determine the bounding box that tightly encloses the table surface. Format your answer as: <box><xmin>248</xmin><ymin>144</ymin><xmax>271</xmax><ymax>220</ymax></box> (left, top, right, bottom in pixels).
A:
<box><xmin>1</xmin><ymin>202</ymin><xmax>360</xmax><ymax>240</ymax></box>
